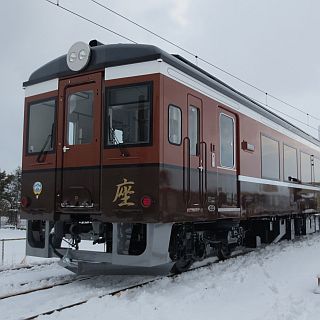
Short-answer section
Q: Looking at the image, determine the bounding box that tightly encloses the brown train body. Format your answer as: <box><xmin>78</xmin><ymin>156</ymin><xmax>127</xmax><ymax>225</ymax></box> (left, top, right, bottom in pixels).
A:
<box><xmin>21</xmin><ymin>41</ymin><xmax>320</xmax><ymax>274</ymax></box>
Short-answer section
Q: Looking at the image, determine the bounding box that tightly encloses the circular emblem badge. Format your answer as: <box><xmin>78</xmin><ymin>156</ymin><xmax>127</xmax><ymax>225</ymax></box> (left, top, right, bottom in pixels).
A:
<box><xmin>67</xmin><ymin>41</ymin><xmax>91</xmax><ymax>72</ymax></box>
<box><xmin>33</xmin><ymin>182</ymin><xmax>43</xmax><ymax>199</ymax></box>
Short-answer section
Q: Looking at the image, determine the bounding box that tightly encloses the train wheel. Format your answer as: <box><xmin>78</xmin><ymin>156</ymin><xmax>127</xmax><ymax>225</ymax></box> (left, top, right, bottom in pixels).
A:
<box><xmin>217</xmin><ymin>242</ymin><xmax>231</xmax><ymax>260</ymax></box>
<box><xmin>171</xmin><ymin>259</ymin><xmax>193</xmax><ymax>274</ymax></box>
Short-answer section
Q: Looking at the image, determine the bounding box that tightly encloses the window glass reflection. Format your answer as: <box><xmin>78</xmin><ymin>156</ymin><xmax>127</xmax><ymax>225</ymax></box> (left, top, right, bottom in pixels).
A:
<box><xmin>67</xmin><ymin>91</ymin><xmax>93</xmax><ymax>145</ymax></box>
<box><xmin>28</xmin><ymin>99</ymin><xmax>55</xmax><ymax>153</ymax></box>
<box><xmin>283</xmin><ymin>145</ymin><xmax>297</xmax><ymax>181</ymax></box>
<box><xmin>188</xmin><ymin>106</ymin><xmax>199</xmax><ymax>155</ymax></box>
<box><xmin>169</xmin><ymin>105</ymin><xmax>182</xmax><ymax>145</ymax></box>
<box><xmin>301</xmin><ymin>152</ymin><xmax>311</xmax><ymax>183</ymax></box>
<box><xmin>314</xmin><ymin>157</ymin><xmax>320</xmax><ymax>185</ymax></box>
<box><xmin>107</xmin><ymin>84</ymin><xmax>151</xmax><ymax>146</ymax></box>
<box><xmin>261</xmin><ymin>135</ymin><xmax>279</xmax><ymax>180</ymax></box>
<box><xmin>220</xmin><ymin>114</ymin><xmax>234</xmax><ymax>168</ymax></box>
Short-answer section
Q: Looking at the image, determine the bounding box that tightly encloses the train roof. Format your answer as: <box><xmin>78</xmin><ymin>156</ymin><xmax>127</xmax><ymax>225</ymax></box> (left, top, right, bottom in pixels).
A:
<box><xmin>23</xmin><ymin>41</ymin><xmax>320</xmax><ymax>148</ymax></box>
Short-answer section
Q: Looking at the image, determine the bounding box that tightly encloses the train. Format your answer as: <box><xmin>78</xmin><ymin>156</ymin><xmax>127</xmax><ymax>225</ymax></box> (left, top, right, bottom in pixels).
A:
<box><xmin>20</xmin><ymin>40</ymin><xmax>320</xmax><ymax>274</ymax></box>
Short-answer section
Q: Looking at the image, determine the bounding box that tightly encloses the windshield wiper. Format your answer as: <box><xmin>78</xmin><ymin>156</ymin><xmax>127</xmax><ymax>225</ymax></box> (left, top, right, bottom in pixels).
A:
<box><xmin>36</xmin><ymin>124</ymin><xmax>54</xmax><ymax>163</ymax></box>
<box><xmin>110</xmin><ymin>128</ymin><xmax>129</xmax><ymax>157</ymax></box>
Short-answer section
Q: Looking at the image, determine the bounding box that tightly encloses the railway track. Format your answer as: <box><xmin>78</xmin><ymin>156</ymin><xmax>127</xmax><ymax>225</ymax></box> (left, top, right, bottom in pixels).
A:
<box><xmin>23</xmin><ymin>277</ymin><xmax>163</xmax><ymax>320</ymax></box>
<box><xmin>0</xmin><ymin>261</ymin><xmax>56</xmax><ymax>274</ymax></box>
<box><xmin>19</xmin><ymin>248</ymin><xmax>255</xmax><ymax>320</ymax></box>
<box><xmin>0</xmin><ymin>275</ymin><xmax>94</xmax><ymax>300</ymax></box>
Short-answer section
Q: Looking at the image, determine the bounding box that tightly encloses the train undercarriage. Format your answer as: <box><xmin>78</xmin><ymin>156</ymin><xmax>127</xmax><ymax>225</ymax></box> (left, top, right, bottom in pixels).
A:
<box><xmin>26</xmin><ymin>213</ymin><xmax>320</xmax><ymax>275</ymax></box>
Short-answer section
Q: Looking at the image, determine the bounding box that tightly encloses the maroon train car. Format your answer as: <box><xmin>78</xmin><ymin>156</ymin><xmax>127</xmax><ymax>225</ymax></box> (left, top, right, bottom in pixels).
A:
<box><xmin>21</xmin><ymin>40</ymin><xmax>320</xmax><ymax>274</ymax></box>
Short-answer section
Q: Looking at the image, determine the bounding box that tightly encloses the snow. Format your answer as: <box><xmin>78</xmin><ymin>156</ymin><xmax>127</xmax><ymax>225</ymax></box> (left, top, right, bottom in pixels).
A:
<box><xmin>1</xmin><ymin>229</ymin><xmax>320</xmax><ymax>320</ymax></box>
<box><xmin>0</xmin><ymin>228</ymin><xmax>54</xmax><ymax>267</ymax></box>
<box><xmin>0</xmin><ymin>228</ymin><xmax>27</xmax><ymax>266</ymax></box>
<box><xmin>0</xmin><ymin>228</ymin><xmax>26</xmax><ymax>239</ymax></box>
<box><xmin>0</xmin><ymin>228</ymin><xmax>104</xmax><ymax>268</ymax></box>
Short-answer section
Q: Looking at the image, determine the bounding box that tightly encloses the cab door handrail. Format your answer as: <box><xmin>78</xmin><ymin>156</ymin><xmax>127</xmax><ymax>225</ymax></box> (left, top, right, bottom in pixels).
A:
<box><xmin>183</xmin><ymin>136</ymin><xmax>191</xmax><ymax>206</ymax></box>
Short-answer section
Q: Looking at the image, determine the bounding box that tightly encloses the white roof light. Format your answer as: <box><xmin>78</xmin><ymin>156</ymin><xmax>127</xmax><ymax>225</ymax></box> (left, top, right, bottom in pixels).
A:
<box><xmin>67</xmin><ymin>41</ymin><xmax>91</xmax><ymax>71</ymax></box>
<box><xmin>78</xmin><ymin>49</ymin><xmax>87</xmax><ymax>61</ymax></box>
<box><xmin>69</xmin><ymin>52</ymin><xmax>77</xmax><ymax>63</ymax></box>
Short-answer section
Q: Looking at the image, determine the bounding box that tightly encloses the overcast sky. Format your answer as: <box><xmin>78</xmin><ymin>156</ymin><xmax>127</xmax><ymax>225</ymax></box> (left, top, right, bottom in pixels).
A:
<box><xmin>1</xmin><ymin>0</ymin><xmax>320</xmax><ymax>172</ymax></box>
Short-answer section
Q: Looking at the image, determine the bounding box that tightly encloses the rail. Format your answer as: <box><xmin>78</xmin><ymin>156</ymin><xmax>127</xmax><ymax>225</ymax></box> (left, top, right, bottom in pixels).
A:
<box><xmin>0</xmin><ymin>275</ymin><xmax>94</xmax><ymax>300</ymax></box>
<box><xmin>0</xmin><ymin>237</ymin><xmax>26</xmax><ymax>265</ymax></box>
<box><xmin>21</xmin><ymin>248</ymin><xmax>255</xmax><ymax>320</ymax></box>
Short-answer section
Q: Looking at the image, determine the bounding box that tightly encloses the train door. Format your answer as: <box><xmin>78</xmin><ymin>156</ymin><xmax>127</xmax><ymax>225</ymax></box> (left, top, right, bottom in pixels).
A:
<box><xmin>184</xmin><ymin>94</ymin><xmax>206</xmax><ymax>211</ymax></box>
<box><xmin>216</xmin><ymin>107</ymin><xmax>239</xmax><ymax>217</ymax></box>
<box><xmin>56</xmin><ymin>73</ymin><xmax>102</xmax><ymax>211</ymax></box>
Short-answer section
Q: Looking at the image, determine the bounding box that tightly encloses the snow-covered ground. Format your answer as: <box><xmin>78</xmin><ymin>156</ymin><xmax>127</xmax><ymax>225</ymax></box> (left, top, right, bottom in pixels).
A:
<box><xmin>1</xmin><ymin>229</ymin><xmax>320</xmax><ymax>320</ymax></box>
<box><xmin>0</xmin><ymin>228</ymin><xmax>54</xmax><ymax>267</ymax></box>
<box><xmin>0</xmin><ymin>228</ymin><xmax>104</xmax><ymax>268</ymax></box>
<box><xmin>0</xmin><ymin>228</ymin><xmax>27</xmax><ymax>266</ymax></box>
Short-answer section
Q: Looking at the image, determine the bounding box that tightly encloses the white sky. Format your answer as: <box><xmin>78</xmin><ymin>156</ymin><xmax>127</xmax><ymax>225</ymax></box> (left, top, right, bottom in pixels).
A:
<box><xmin>1</xmin><ymin>0</ymin><xmax>320</xmax><ymax>172</ymax></box>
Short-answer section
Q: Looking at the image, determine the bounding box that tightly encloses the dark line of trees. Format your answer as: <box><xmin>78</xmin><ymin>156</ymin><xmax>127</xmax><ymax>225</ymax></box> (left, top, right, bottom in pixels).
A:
<box><xmin>0</xmin><ymin>167</ymin><xmax>21</xmax><ymax>226</ymax></box>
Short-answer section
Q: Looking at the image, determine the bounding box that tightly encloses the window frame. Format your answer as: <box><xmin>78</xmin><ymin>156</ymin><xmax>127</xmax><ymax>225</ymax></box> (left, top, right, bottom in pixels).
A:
<box><xmin>25</xmin><ymin>97</ymin><xmax>57</xmax><ymax>156</ymax></box>
<box><xmin>219</xmin><ymin>113</ymin><xmax>235</xmax><ymax>169</ymax></box>
<box><xmin>104</xmin><ymin>81</ymin><xmax>153</xmax><ymax>149</ymax></box>
<box><xmin>168</xmin><ymin>104</ymin><xmax>182</xmax><ymax>146</ymax></box>
<box><xmin>66</xmin><ymin>90</ymin><xmax>94</xmax><ymax>146</ymax></box>
<box><xmin>283</xmin><ymin>143</ymin><xmax>298</xmax><ymax>182</ymax></box>
<box><xmin>313</xmin><ymin>156</ymin><xmax>320</xmax><ymax>185</ymax></box>
<box><xmin>260</xmin><ymin>134</ymin><xmax>280</xmax><ymax>181</ymax></box>
<box><xmin>300</xmin><ymin>151</ymin><xmax>312</xmax><ymax>184</ymax></box>
<box><xmin>188</xmin><ymin>105</ymin><xmax>200</xmax><ymax>156</ymax></box>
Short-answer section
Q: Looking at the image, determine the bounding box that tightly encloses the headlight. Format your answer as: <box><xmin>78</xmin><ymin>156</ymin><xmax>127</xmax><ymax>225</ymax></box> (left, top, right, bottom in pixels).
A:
<box><xmin>69</xmin><ymin>52</ymin><xmax>77</xmax><ymax>62</ymax></box>
<box><xmin>78</xmin><ymin>49</ymin><xmax>87</xmax><ymax>60</ymax></box>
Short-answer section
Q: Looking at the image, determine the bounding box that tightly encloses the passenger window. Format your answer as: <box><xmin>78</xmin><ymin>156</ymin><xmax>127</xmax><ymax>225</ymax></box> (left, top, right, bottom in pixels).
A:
<box><xmin>314</xmin><ymin>157</ymin><xmax>320</xmax><ymax>185</ymax></box>
<box><xmin>188</xmin><ymin>106</ymin><xmax>199</xmax><ymax>155</ymax></box>
<box><xmin>168</xmin><ymin>105</ymin><xmax>182</xmax><ymax>145</ymax></box>
<box><xmin>220</xmin><ymin>114</ymin><xmax>234</xmax><ymax>168</ymax></box>
<box><xmin>106</xmin><ymin>83</ymin><xmax>152</xmax><ymax>146</ymax></box>
<box><xmin>67</xmin><ymin>90</ymin><xmax>94</xmax><ymax>145</ymax></box>
<box><xmin>27</xmin><ymin>99</ymin><xmax>56</xmax><ymax>154</ymax></box>
<box><xmin>261</xmin><ymin>135</ymin><xmax>279</xmax><ymax>180</ymax></box>
<box><xmin>301</xmin><ymin>152</ymin><xmax>312</xmax><ymax>183</ymax></box>
<box><xmin>283</xmin><ymin>145</ymin><xmax>297</xmax><ymax>181</ymax></box>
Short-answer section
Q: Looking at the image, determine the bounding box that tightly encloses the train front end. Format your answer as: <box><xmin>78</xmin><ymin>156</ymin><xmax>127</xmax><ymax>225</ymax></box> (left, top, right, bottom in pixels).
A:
<box><xmin>20</xmin><ymin>41</ymin><xmax>173</xmax><ymax>274</ymax></box>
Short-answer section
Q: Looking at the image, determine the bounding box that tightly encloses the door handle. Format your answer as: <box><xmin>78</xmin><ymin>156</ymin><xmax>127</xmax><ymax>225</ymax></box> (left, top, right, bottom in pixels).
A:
<box><xmin>63</xmin><ymin>146</ymin><xmax>70</xmax><ymax>153</ymax></box>
<box><xmin>198</xmin><ymin>159</ymin><xmax>204</xmax><ymax>171</ymax></box>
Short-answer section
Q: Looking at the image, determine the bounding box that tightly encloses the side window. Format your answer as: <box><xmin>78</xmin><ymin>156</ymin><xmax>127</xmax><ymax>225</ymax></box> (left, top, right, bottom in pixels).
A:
<box><xmin>168</xmin><ymin>105</ymin><xmax>182</xmax><ymax>145</ymax></box>
<box><xmin>283</xmin><ymin>145</ymin><xmax>297</xmax><ymax>181</ymax></box>
<box><xmin>261</xmin><ymin>135</ymin><xmax>280</xmax><ymax>180</ymax></box>
<box><xmin>188</xmin><ymin>106</ymin><xmax>199</xmax><ymax>155</ymax></box>
<box><xmin>301</xmin><ymin>152</ymin><xmax>312</xmax><ymax>183</ymax></box>
<box><xmin>27</xmin><ymin>99</ymin><xmax>56</xmax><ymax>154</ymax></box>
<box><xmin>314</xmin><ymin>157</ymin><xmax>320</xmax><ymax>185</ymax></box>
<box><xmin>220</xmin><ymin>114</ymin><xmax>234</xmax><ymax>168</ymax></box>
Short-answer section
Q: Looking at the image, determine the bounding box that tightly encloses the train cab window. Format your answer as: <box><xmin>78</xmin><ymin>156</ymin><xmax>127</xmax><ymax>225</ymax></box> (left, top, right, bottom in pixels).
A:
<box><xmin>67</xmin><ymin>91</ymin><xmax>94</xmax><ymax>145</ymax></box>
<box><xmin>188</xmin><ymin>106</ymin><xmax>199</xmax><ymax>155</ymax></box>
<box><xmin>27</xmin><ymin>99</ymin><xmax>55</xmax><ymax>154</ymax></box>
<box><xmin>168</xmin><ymin>105</ymin><xmax>182</xmax><ymax>145</ymax></box>
<box><xmin>301</xmin><ymin>152</ymin><xmax>312</xmax><ymax>183</ymax></box>
<box><xmin>283</xmin><ymin>145</ymin><xmax>297</xmax><ymax>181</ymax></box>
<box><xmin>220</xmin><ymin>114</ymin><xmax>234</xmax><ymax>168</ymax></box>
<box><xmin>314</xmin><ymin>157</ymin><xmax>320</xmax><ymax>185</ymax></box>
<box><xmin>261</xmin><ymin>135</ymin><xmax>279</xmax><ymax>180</ymax></box>
<box><xmin>106</xmin><ymin>83</ymin><xmax>152</xmax><ymax>146</ymax></box>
